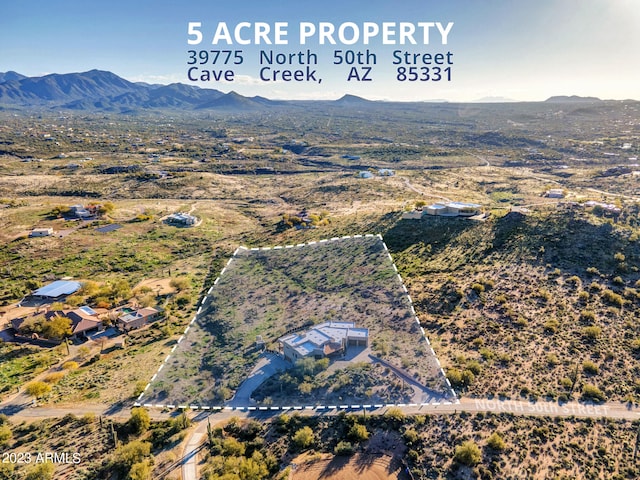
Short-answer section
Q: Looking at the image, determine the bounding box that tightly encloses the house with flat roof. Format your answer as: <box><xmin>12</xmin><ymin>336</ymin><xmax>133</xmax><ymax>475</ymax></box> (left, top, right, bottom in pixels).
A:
<box><xmin>546</xmin><ymin>189</ymin><xmax>565</xmax><ymax>198</ymax></box>
<box><xmin>29</xmin><ymin>227</ymin><xmax>54</xmax><ymax>237</ymax></box>
<box><xmin>425</xmin><ymin>202</ymin><xmax>482</xmax><ymax>217</ymax></box>
<box><xmin>279</xmin><ymin>321</ymin><xmax>369</xmax><ymax>362</ymax></box>
<box><xmin>165</xmin><ymin>213</ymin><xmax>198</xmax><ymax>226</ymax></box>
<box><xmin>69</xmin><ymin>204</ymin><xmax>93</xmax><ymax>218</ymax></box>
<box><xmin>117</xmin><ymin>307</ymin><xmax>160</xmax><ymax>331</ymax></box>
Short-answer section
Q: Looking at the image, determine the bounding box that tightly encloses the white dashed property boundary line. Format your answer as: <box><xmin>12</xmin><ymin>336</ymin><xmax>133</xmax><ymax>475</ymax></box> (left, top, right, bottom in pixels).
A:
<box><xmin>136</xmin><ymin>233</ymin><xmax>457</xmax><ymax>409</ymax></box>
<box><xmin>380</xmin><ymin>238</ymin><xmax>457</xmax><ymax>400</ymax></box>
<box><xmin>132</xmin><ymin>400</ymin><xmax>460</xmax><ymax>411</ymax></box>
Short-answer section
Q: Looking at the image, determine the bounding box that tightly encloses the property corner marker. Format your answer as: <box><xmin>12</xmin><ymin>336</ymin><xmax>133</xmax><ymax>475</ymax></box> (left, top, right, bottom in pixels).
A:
<box><xmin>135</xmin><ymin>234</ymin><xmax>458</xmax><ymax>411</ymax></box>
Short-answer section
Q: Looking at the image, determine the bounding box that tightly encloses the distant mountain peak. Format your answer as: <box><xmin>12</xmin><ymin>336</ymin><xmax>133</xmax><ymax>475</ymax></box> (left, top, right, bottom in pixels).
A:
<box><xmin>335</xmin><ymin>94</ymin><xmax>371</xmax><ymax>104</ymax></box>
<box><xmin>0</xmin><ymin>71</ymin><xmax>27</xmax><ymax>83</ymax></box>
<box><xmin>545</xmin><ymin>95</ymin><xmax>602</xmax><ymax>103</ymax></box>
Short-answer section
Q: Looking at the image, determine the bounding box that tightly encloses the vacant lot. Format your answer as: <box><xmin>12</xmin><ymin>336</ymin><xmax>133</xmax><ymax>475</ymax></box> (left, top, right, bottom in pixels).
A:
<box><xmin>141</xmin><ymin>236</ymin><xmax>450</xmax><ymax>406</ymax></box>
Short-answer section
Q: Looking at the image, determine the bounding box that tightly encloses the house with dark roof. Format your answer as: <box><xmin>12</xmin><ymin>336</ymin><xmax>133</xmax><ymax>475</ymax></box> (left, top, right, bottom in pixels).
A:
<box><xmin>11</xmin><ymin>305</ymin><xmax>103</xmax><ymax>341</ymax></box>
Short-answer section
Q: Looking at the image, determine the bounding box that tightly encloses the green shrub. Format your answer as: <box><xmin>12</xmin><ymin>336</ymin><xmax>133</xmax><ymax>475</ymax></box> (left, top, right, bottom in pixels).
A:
<box><xmin>566</xmin><ymin>276</ymin><xmax>582</xmax><ymax>287</ymax></box>
<box><xmin>583</xmin><ymin>326</ymin><xmax>602</xmax><ymax>340</ymax></box>
<box><xmin>334</xmin><ymin>441</ymin><xmax>354</xmax><ymax>456</ymax></box>
<box><xmin>292</xmin><ymin>426</ymin><xmax>315</xmax><ymax>450</ymax></box>
<box><xmin>581</xmin><ymin>384</ymin><xmax>605</xmax><ymax>402</ymax></box>
<box><xmin>582</xmin><ymin>361</ymin><xmax>599</xmax><ymax>375</ymax></box>
<box><xmin>601</xmin><ymin>289</ymin><xmax>624</xmax><ymax>307</ymax></box>
<box><xmin>487</xmin><ymin>432</ymin><xmax>506</xmax><ymax>451</ymax></box>
<box><xmin>128</xmin><ymin>408</ymin><xmax>150</xmax><ymax>435</ymax></box>
<box><xmin>384</xmin><ymin>407</ymin><xmax>406</xmax><ymax>423</ymax></box>
<box><xmin>544</xmin><ymin>318</ymin><xmax>560</xmax><ymax>333</ymax></box>
<box><xmin>454</xmin><ymin>441</ymin><xmax>481</xmax><ymax>466</ymax></box>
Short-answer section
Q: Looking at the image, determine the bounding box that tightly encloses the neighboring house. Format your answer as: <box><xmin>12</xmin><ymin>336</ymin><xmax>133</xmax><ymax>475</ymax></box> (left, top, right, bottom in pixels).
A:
<box><xmin>117</xmin><ymin>307</ymin><xmax>160</xmax><ymax>331</ymax></box>
<box><xmin>546</xmin><ymin>189</ymin><xmax>565</xmax><ymax>198</ymax></box>
<box><xmin>358</xmin><ymin>171</ymin><xmax>374</xmax><ymax>179</ymax></box>
<box><xmin>11</xmin><ymin>305</ymin><xmax>103</xmax><ymax>341</ymax></box>
<box><xmin>69</xmin><ymin>204</ymin><xmax>92</xmax><ymax>218</ymax></box>
<box><xmin>29</xmin><ymin>227</ymin><xmax>54</xmax><ymax>237</ymax></box>
<box><xmin>425</xmin><ymin>202</ymin><xmax>482</xmax><ymax>217</ymax></box>
<box><xmin>279</xmin><ymin>321</ymin><xmax>369</xmax><ymax>363</ymax></box>
<box><xmin>165</xmin><ymin>213</ymin><xmax>198</xmax><ymax>226</ymax></box>
<box><xmin>27</xmin><ymin>280</ymin><xmax>81</xmax><ymax>302</ymax></box>
<box><xmin>401</xmin><ymin>210</ymin><xmax>423</xmax><ymax>220</ymax></box>
<box><xmin>378</xmin><ymin>168</ymin><xmax>395</xmax><ymax>176</ymax></box>
<box><xmin>584</xmin><ymin>200</ymin><xmax>622</xmax><ymax>214</ymax></box>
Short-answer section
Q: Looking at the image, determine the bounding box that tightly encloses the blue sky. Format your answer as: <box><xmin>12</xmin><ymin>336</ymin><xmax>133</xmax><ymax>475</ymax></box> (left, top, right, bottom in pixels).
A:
<box><xmin>1</xmin><ymin>0</ymin><xmax>638</xmax><ymax>101</ymax></box>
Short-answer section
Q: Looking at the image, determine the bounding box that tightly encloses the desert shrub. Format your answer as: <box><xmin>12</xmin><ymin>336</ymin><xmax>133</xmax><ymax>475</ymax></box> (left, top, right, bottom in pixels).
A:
<box><xmin>479</xmin><ymin>348</ymin><xmax>494</xmax><ymax>361</ymax></box>
<box><xmin>578</xmin><ymin>291</ymin><xmax>590</xmax><ymax>302</ymax></box>
<box><xmin>544</xmin><ymin>318</ymin><xmax>560</xmax><ymax>333</ymax></box>
<box><xmin>170</xmin><ymin>277</ymin><xmax>191</xmax><ymax>291</ymax></box>
<box><xmin>348</xmin><ymin>423</ymin><xmax>369</xmax><ymax>442</ymax></box>
<box><xmin>487</xmin><ymin>432</ymin><xmax>506</xmax><ymax>451</ymax></box>
<box><xmin>0</xmin><ymin>423</ymin><xmax>11</xmax><ymax>447</ymax></box>
<box><xmin>403</xmin><ymin>428</ymin><xmax>419</xmax><ymax>446</ymax></box>
<box><xmin>461</xmin><ymin>369</ymin><xmax>476</xmax><ymax>386</ymax></box>
<box><xmin>582</xmin><ymin>361</ymin><xmax>599</xmax><ymax>375</ymax></box>
<box><xmin>222</xmin><ymin>438</ymin><xmax>246</xmax><ymax>456</ymax></box>
<box><xmin>454</xmin><ymin>441</ymin><xmax>481</xmax><ymax>466</ymax></box>
<box><xmin>43</xmin><ymin>372</ymin><xmax>65</xmax><ymax>384</ymax></box>
<box><xmin>447</xmin><ymin>368</ymin><xmax>463</xmax><ymax>388</ymax></box>
<box><xmin>334</xmin><ymin>441</ymin><xmax>354</xmax><ymax>455</ymax></box>
<box><xmin>582</xmin><ymin>384</ymin><xmax>605</xmax><ymax>402</ymax></box>
<box><xmin>566</xmin><ymin>276</ymin><xmax>582</xmax><ymax>287</ymax></box>
<box><xmin>292</xmin><ymin>426</ymin><xmax>314</xmax><ymax>450</ymax></box>
<box><xmin>471</xmin><ymin>283</ymin><xmax>485</xmax><ymax>294</ymax></box>
<box><xmin>25</xmin><ymin>381</ymin><xmax>51</xmax><ymax>399</ymax></box>
<box><xmin>546</xmin><ymin>354</ymin><xmax>560</xmax><ymax>367</ymax></box>
<box><xmin>25</xmin><ymin>463</ymin><xmax>55</xmax><ymax>480</ymax></box>
<box><xmin>583</xmin><ymin>326</ymin><xmax>602</xmax><ymax>340</ymax></box>
<box><xmin>466</xmin><ymin>360</ymin><xmax>483</xmax><ymax>375</ymax></box>
<box><xmin>601</xmin><ymin>289</ymin><xmax>624</xmax><ymax>307</ymax></box>
<box><xmin>580</xmin><ymin>310</ymin><xmax>596</xmax><ymax>323</ymax></box>
<box><xmin>128</xmin><ymin>408</ymin><xmax>151</xmax><ymax>435</ymax></box>
<box><xmin>112</xmin><ymin>440</ymin><xmax>152</xmax><ymax>472</ymax></box>
<box><xmin>384</xmin><ymin>407</ymin><xmax>406</xmax><ymax>423</ymax></box>
<box><xmin>128</xmin><ymin>460</ymin><xmax>152</xmax><ymax>480</ymax></box>
<box><xmin>559</xmin><ymin>377</ymin><xmax>573</xmax><ymax>389</ymax></box>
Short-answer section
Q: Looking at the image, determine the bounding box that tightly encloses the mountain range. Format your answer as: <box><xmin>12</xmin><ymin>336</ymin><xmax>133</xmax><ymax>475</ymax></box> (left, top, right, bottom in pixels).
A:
<box><xmin>0</xmin><ymin>69</ymin><xmax>612</xmax><ymax>112</ymax></box>
<box><xmin>0</xmin><ymin>69</ymin><xmax>285</xmax><ymax>111</ymax></box>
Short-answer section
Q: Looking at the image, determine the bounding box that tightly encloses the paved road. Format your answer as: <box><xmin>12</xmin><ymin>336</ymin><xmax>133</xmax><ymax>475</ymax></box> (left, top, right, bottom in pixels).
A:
<box><xmin>227</xmin><ymin>352</ymin><xmax>290</xmax><ymax>408</ymax></box>
<box><xmin>182</xmin><ymin>431</ymin><xmax>205</xmax><ymax>480</ymax></box>
<box><xmin>4</xmin><ymin>395</ymin><xmax>638</xmax><ymax>480</ymax></box>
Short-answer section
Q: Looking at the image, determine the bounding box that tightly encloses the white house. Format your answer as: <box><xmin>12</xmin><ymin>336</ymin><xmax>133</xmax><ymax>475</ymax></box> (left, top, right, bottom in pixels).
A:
<box><xmin>425</xmin><ymin>202</ymin><xmax>481</xmax><ymax>217</ymax></box>
<box><xmin>546</xmin><ymin>189</ymin><xmax>565</xmax><ymax>198</ymax></box>
<box><xmin>279</xmin><ymin>321</ymin><xmax>369</xmax><ymax>362</ymax></box>
<box><xmin>29</xmin><ymin>227</ymin><xmax>54</xmax><ymax>237</ymax></box>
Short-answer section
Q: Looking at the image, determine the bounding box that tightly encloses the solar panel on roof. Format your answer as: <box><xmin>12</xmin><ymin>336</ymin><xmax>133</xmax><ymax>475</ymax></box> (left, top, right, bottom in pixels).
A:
<box><xmin>32</xmin><ymin>280</ymin><xmax>81</xmax><ymax>298</ymax></box>
<box><xmin>79</xmin><ymin>305</ymin><xmax>97</xmax><ymax>315</ymax></box>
